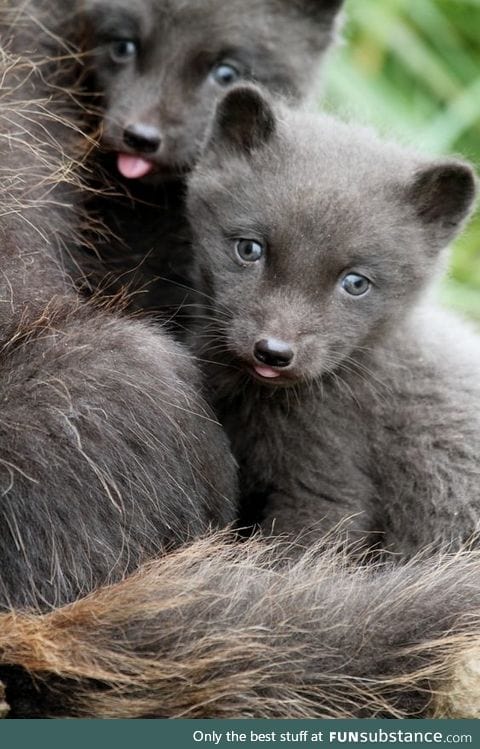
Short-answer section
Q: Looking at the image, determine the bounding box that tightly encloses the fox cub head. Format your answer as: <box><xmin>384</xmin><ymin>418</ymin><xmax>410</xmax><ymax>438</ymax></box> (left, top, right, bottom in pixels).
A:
<box><xmin>187</xmin><ymin>85</ymin><xmax>477</xmax><ymax>387</ymax></box>
<box><xmin>83</xmin><ymin>0</ymin><xmax>344</xmax><ymax>179</ymax></box>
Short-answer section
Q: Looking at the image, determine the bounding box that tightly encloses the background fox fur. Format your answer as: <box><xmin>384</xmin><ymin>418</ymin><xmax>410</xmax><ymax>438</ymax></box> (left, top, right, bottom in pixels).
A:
<box><xmin>0</xmin><ymin>18</ymin><xmax>237</xmax><ymax>609</ymax></box>
<box><xmin>1</xmin><ymin>536</ymin><xmax>480</xmax><ymax>718</ymax></box>
<box><xmin>1</xmin><ymin>0</ymin><xmax>480</xmax><ymax>720</ymax></box>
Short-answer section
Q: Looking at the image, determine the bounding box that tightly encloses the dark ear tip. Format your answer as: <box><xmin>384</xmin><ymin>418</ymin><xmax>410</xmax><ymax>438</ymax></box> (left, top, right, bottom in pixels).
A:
<box><xmin>216</xmin><ymin>84</ymin><xmax>271</xmax><ymax>120</ymax></box>
<box><xmin>405</xmin><ymin>158</ymin><xmax>477</xmax><ymax>247</ymax></box>
<box><xmin>456</xmin><ymin>161</ymin><xmax>476</xmax><ymax>198</ymax></box>
<box><xmin>213</xmin><ymin>84</ymin><xmax>276</xmax><ymax>152</ymax></box>
<box><xmin>436</xmin><ymin>160</ymin><xmax>476</xmax><ymax>191</ymax></box>
<box><xmin>411</xmin><ymin>159</ymin><xmax>477</xmax><ymax>226</ymax></box>
<box><xmin>416</xmin><ymin>160</ymin><xmax>477</xmax><ymax>197</ymax></box>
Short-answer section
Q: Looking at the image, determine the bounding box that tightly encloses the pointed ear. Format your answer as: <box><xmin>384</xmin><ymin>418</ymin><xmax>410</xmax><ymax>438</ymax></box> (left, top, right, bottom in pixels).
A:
<box><xmin>211</xmin><ymin>86</ymin><xmax>276</xmax><ymax>154</ymax></box>
<box><xmin>407</xmin><ymin>160</ymin><xmax>477</xmax><ymax>246</ymax></box>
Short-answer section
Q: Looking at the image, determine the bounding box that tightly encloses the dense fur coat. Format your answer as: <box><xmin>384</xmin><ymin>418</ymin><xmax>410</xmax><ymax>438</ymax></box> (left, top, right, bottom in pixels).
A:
<box><xmin>0</xmin><ymin>0</ymin><xmax>344</xmax><ymax>606</ymax></box>
<box><xmin>0</xmin><ymin>26</ymin><xmax>236</xmax><ymax>610</ymax></box>
<box><xmin>62</xmin><ymin>0</ymin><xmax>345</xmax><ymax>323</ymax></box>
<box><xmin>2</xmin><ymin>0</ymin><xmax>480</xmax><ymax>721</ymax></box>
<box><xmin>187</xmin><ymin>86</ymin><xmax>480</xmax><ymax>558</ymax></box>
<box><xmin>2</xmin><ymin>0</ymin><xmax>346</xmax><ymax>330</ymax></box>
<box><xmin>1</xmin><ymin>536</ymin><xmax>480</xmax><ymax>719</ymax></box>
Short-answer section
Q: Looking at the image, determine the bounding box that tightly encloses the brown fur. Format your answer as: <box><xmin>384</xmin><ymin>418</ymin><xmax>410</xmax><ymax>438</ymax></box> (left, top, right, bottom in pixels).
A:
<box><xmin>1</xmin><ymin>535</ymin><xmax>480</xmax><ymax>718</ymax></box>
<box><xmin>0</xmin><ymin>19</ymin><xmax>237</xmax><ymax>610</ymax></box>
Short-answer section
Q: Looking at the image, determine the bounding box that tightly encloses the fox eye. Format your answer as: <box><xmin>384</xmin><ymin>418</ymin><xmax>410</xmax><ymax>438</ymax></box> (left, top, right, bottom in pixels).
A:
<box><xmin>109</xmin><ymin>40</ymin><xmax>138</xmax><ymax>64</ymax></box>
<box><xmin>341</xmin><ymin>272</ymin><xmax>371</xmax><ymax>297</ymax></box>
<box><xmin>235</xmin><ymin>239</ymin><xmax>264</xmax><ymax>263</ymax></box>
<box><xmin>211</xmin><ymin>62</ymin><xmax>240</xmax><ymax>86</ymax></box>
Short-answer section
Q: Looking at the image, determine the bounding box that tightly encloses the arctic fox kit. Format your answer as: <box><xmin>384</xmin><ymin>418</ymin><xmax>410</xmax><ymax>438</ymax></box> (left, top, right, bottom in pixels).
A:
<box><xmin>0</xmin><ymin>15</ymin><xmax>238</xmax><ymax>610</ymax></box>
<box><xmin>187</xmin><ymin>85</ymin><xmax>480</xmax><ymax>558</ymax></box>
<box><xmin>73</xmin><ymin>0</ymin><xmax>345</xmax><ymax>319</ymax></box>
<box><xmin>0</xmin><ymin>0</ymin><xmax>343</xmax><ymax>607</ymax></box>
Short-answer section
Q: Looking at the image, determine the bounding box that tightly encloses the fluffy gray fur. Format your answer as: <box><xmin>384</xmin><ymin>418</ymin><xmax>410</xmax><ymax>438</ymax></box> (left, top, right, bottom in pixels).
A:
<box><xmin>0</xmin><ymin>29</ymin><xmax>237</xmax><ymax>610</ymax></box>
<box><xmin>187</xmin><ymin>85</ymin><xmax>480</xmax><ymax>558</ymax></box>
<box><xmin>65</xmin><ymin>0</ymin><xmax>345</xmax><ymax>324</ymax></box>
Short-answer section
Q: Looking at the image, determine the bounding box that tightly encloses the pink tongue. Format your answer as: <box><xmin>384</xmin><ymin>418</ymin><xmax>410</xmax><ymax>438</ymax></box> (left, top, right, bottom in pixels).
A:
<box><xmin>254</xmin><ymin>365</ymin><xmax>281</xmax><ymax>379</ymax></box>
<box><xmin>117</xmin><ymin>153</ymin><xmax>154</xmax><ymax>179</ymax></box>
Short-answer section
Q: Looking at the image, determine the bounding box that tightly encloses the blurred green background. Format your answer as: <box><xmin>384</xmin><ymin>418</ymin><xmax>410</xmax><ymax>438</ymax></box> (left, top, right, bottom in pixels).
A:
<box><xmin>324</xmin><ymin>0</ymin><xmax>480</xmax><ymax>320</ymax></box>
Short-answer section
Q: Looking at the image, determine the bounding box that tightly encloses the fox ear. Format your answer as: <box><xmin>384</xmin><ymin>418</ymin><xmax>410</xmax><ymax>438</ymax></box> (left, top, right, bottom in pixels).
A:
<box><xmin>212</xmin><ymin>86</ymin><xmax>276</xmax><ymax>154</ymax></box>
<box><xmin>407</xmin><ymin>160</ymin><xmax>477</xmax><ymax>246</ymax></box>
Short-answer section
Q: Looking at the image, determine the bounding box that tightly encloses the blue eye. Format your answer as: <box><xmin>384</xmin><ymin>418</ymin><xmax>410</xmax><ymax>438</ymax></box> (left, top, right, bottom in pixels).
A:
<box><xmin>235</xmin><ymin>239</ymin><xmax>264</xmax><ymax>263</ymax></box>
<box><xmin>211</xmin><ymin>62</ymin><xmax>240</xmax><ymax>86</ymax></box>
<box><xmin>109</xmin><ymin>40</ymin><xmax>138</xmax><ymax>64</ymax></box>
<box><xmin>341</xmin><ymin>273</ymin><xmax>371</xmax><ymax>297</ymax></box>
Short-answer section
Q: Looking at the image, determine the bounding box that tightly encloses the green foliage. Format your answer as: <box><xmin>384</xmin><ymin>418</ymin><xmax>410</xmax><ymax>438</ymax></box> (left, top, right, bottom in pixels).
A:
<box><xmin>324</xmin><ymin>0</ymin><xmax>480</xmax><ymax>319</ymax></box>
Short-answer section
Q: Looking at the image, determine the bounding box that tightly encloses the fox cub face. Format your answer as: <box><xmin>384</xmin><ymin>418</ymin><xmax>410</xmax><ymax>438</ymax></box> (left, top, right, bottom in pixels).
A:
<box><xmin>187</xmin><ymin>86</ymin><xmax>477</xmax><ymax>387</ymax></box>
<box><xmin>83</xmin><ymin>0</ymin><xmax>344</xmax><ymax>180</ymax></box>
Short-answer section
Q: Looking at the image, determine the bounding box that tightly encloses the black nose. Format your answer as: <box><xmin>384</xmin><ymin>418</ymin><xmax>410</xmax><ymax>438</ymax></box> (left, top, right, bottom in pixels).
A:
<box><xmin>123</xmin><ymin>124</ymin><xmax>161</xmax><ymax>154</ymax></box>
<box><xmin>254</xmin><ymin>338</ymin><xmax>294</xmax><ymax>368</ymax></box>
